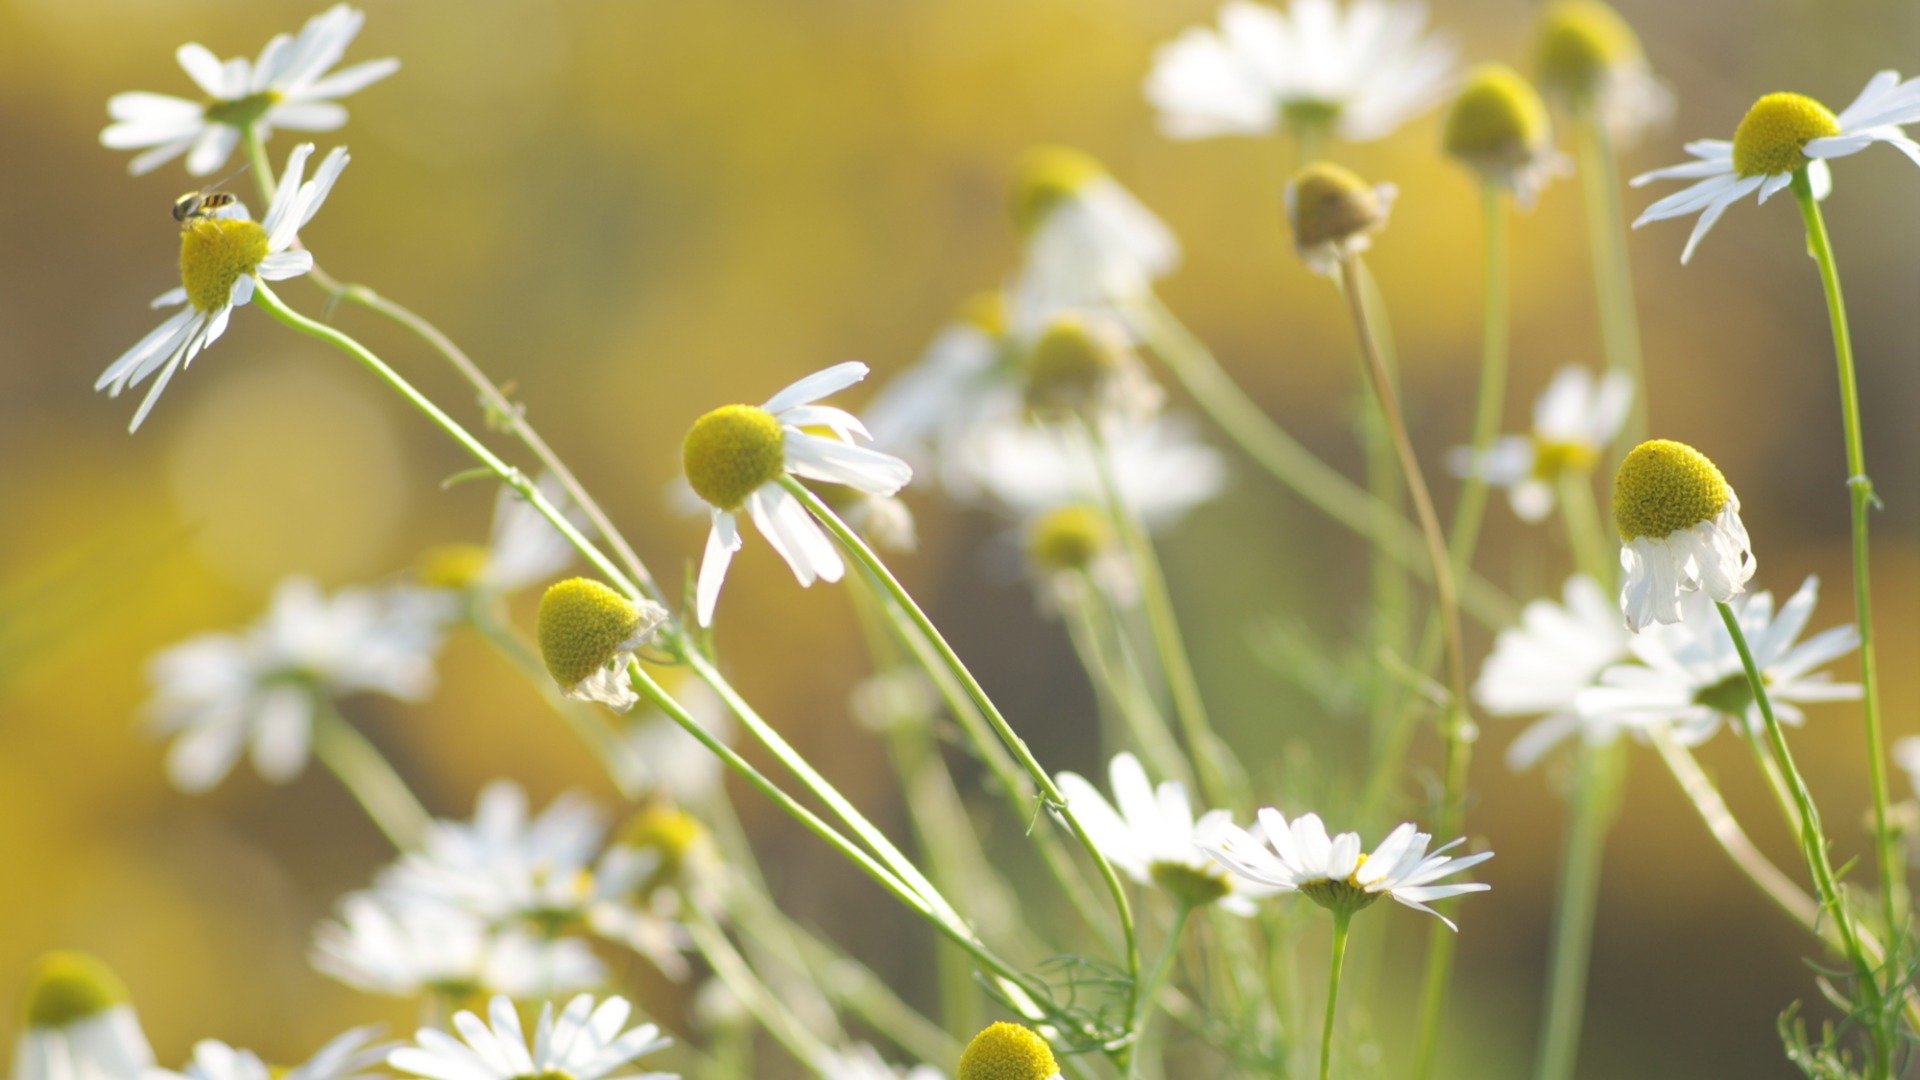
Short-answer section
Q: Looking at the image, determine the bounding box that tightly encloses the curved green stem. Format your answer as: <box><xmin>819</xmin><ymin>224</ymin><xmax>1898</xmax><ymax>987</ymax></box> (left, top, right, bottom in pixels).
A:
<box><xmin>1126</xmin><ymin>903</ymin><xmax>1193</xmax><ymax>1079</ymax></box>
<box><xmin>311</xmin><ymin>703</ymin><xmax>430</xmax><ymax>850</ymax></box>
<box><xmin>1060</xmin><ymin>585</ymin><xmax>1191</xmax><ymax>790</ymax></box>
<box><xmin>1792</xmin><ymin>168</ymin><xmax>1899</xmax><ymax>941</ymax></box>
<box><xmin>1572</xmin><ymin>111</ymin><xmax>1647</xmax><ymax>454</ymax></box>
<box><xmin>1320</xmin><ymin>911</ymin><xmax>1354</xmax><ymax>1080</ymax></box>
<box><xmin>1533</xmin><ymin>739</ymin><xmax>1625</xmax><ymax>1080</ymax></box>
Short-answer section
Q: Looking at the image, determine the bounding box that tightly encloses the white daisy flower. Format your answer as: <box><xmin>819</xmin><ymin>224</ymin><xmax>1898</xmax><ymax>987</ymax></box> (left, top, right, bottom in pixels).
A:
<box><xmin>101</xmin><ymin>4</ymin><xmax>397</xmax><ymax>176</ymax></box>
<box><xmin>1534</xmin><ymin>0</ymin><xmax>1673</xmax><ymax>145</ymax></box>
<box><xmin>1198</xmin><ymin>809</ymin><xmax>1493</xmax><ymax>930</ymax></box>
<box><xmin>1448</xmin><ymin>365</ymin><xmax>1632</xmax><ymax>523</ymax></box>
<box><xmin>1006</xmin><ymin>147</ymin><xmax>1179</xmax><ymax>335</ymax></box>
<box><xmin>12</xmin><ymin>953</ymin><xmax>154</xmax><ymax>1080</ymax></box>
<box><xmin>1611</xmin><ymin>439</ymin><xmax>1755</xmax><ymax>632</ymax></box>
<box><xmin>535</xmin><ymin>578</ymin><xmax>669</xmax><ymax>712</ymax></box>
<box><xmin>1474</xmin><ymin>574</ymin><xmax>1632</xmax><ymax>770</ymax></box>
<box><xmin>1055</xmin><ymin>752</ymin><xmax>1275</xmax><ymax>913</ymax></box>
<box><xmin>1578</xmin><ymin>576</ymin><xmax>1860</xmax><ymax>742</ymax></box>
<box><xmin>1632</xmin><ymin>71</ymin><xmax>1920</xmax><ymax>262</ymax></box>
<box><xmin>681</xmin><ymin>362</ymin><xmax>912</xmax><ymax>626</ymax></box>
<box><xmin>817</xmin><ymin>1045</ymin><xmax>943</xmax><ymax>1080</ymax></box>
<box><xmin>865</xmin><ymin>292</ymin><xmax>1016</xmax><ymax>496</ymax></box>
<box><xmin>145</xmin><ymin>576</ymin><xmax>447</xmax><ymax>793</ymax></box>
<box><xmin>1145</xmin><ymin>0</ymin><xmax>1456</xmax><ymax>144</ymax></box>
<box><xmin>965</xmin><ymin>415</ymin><xmax>1226</xmax><ymax>529</ymax></box>
<box><xmin>1893</xmin><ymin>737</ymin><xmax>1920</xmax><ymax>802</ymax></box>
<box><xmin>97</xmin><ymin>142</ymin><xmax>348</xmax><ymax>431</ymax></box>
<box><xmin>169</xmin><ymin>1029</ymin><xmax>387</xmax><ymax>1080</ymax></box>
<box><xmin>311</xmin><ymin>891</ymin><xmax>606</xmax><ymax>1000</ymax></box>
<box><xmin>387</xmin><ymin>995</ymin><xmax>675</xmax><ymax>1080</ymax></box>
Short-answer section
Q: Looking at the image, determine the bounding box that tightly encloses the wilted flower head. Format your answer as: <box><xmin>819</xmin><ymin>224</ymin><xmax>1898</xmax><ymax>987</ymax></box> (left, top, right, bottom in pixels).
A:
<box><xmin>1534</xmin><ymin>0</ymin><xmax>1672</xmax><ymax>143</ymax></box>
<box><xmin>536</xmin><ymin>578</ymin><xmax>668</xmax><ymax>711</ymax></box>
<box><xmin>13</xmin><ymin>952</ymin><xmax>153</xmax><ymax>1080</ymax></box>
<box><xmin>1611</xmin><ymin>439</ymin><xmax>1754</xmax><ymax>631</ymax></box>
<box><xmin>1443</xmin><ymin>64</ymin><xmax>1567</xmax><ymax>207</ymax></box>
<box><xmin>1286</xmin><ymin>161</ymin><xmax>1396</xmax><ymax>276</ymax></box>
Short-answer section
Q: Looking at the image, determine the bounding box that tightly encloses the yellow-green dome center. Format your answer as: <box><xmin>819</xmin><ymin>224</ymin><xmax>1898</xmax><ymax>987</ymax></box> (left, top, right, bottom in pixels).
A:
<box><xmin>1612</xmin><ymin>439</ymin><xmax>1733</xmax><ymax>540</ymax></box>
<box><xmin>1149</xmin><ymin>861</ymin><xmax>1232</xmax><ymax>909</ymax></box>
<box><xmin>537</xmin><ymin>578</ymin><xmax>646</xmax><ymax>690</ymax></box>
<box><xmin>1024</xmin><ymin>317</ymin><xmax>1123</xmax><ymax>414</ymax></box>
<box><xmin>1289</xmin><ymin>161</ymin><xmax>1387</xmax><ymax>249</ymax></box>
<box><xmin>957</xmin><ymin>1022</ymin><xmax>1060</xmax><ymax>1080</ymax></box>
<box><xmin>25</xmin><ymin>952</ymin><xmax>129</xmax><ymax>1028</ymax></box>
<box><xmin>683</xmin><ymin>404</ymin><xmax>786</xmax><ymax>512</ymax></box>
<box><xmin>180</xmin><ymin>218</ymin><xmax>270</xmax><ymax>313</ymax></box>
<box><xmin>418</xmin><ymin>543</ymin><xmax>491</xmax><ymax>590</ymax></box>
<box><xmin>1008</xmin><ymin>146</ymin><xmax>1105</xmax><ymax>237</ymax></box>
<box><xmin>1027</xmin><ymin>505</ymin><xmax>1111</xmax><ymax>572</ymax></box>
<box><xmin>1732</xmin><ymin>93</ymin><xmax>1840</xmax><ymax>177</ymax></box>
<box><xmin>1445</xmin><ymin>64</ymin><xmax>1553</xmax><ymax>170</ymax></box>
<box><xmin>1536</xmin><ymin>0</ymin><xmax>1643</xmax><ymax>100</ymax></box>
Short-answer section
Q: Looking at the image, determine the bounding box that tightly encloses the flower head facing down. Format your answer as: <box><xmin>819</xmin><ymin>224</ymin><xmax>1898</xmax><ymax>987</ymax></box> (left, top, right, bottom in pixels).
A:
<box><xmin>98</xmin><ymin>143</ymin><xmax>348</xmax><ymax>431</ymax></box>
<box><xmin>1534</xmin><ymin>0</ymin><xmax>1672</xmax><ymax>143</ymax></box>
<box><xmin>1443</xmin><ymin>64</ymin><xmax>1568</xmax><ymax>207</ymax></box>
<box><xmin>1286</xmin><ymin>162</ymin><xmax>1396</xmax><ymax>276</ymax></box>
<box><xmin>536</xmin><ymin>579</ymin><xmax>668</xmax><ymax>711</ymax></box>
<box><xmin>1448</xmin><ymin>365</ymin><xmax>1632</xmax><ymax>522</ymax></box>
<box><xmin>955</xmin><ymin>1024</ymin><xmax>1059</xmax><ymax>1080</ymax></box>
<box><xmin>102</xmin><ymin>4</ymin><xmax>398</xmax><ymax>176</ymax></box>
<box><xmin>1005</xmin><ymin>147</ymin><xmax>1179</xmax><ymax>333</ymax></box>
<box><xmin>14</xmin><ymin>952</ymin><xmax>154</xmax><ymax>1080</ymax></box>
<box><xmin>1199</xmin><ymin>810</ymin><xmax>1492</xmax><ymax>929</ymax></box>
<box><xmin>1145</xmin><ymin>0</ymin><xmax>1457</xmax><ymax>145</ymax></box>
<box><xmin>387</xmin><ymin>995</ymin><xmax>675</xmax><ymax>1080</ymax></box>
<box><xmin>1054</xmin><ymin>753</ymin><xmax>1276</xmax><ymax>913</ymax></box>
<box><xmin>682</xmin><ymin>362</ymin><xmax>912</xmax><ymax>625</ymax></box>
<box><xmin>1612</xmin><ymin>439</ymin><xmax>1754</xmax><ymax>631</ymax></box>
<box><xmin>1632</xmin><ymin>71</ymin><xmax>1920</xmax><ymax>262</ymax></box>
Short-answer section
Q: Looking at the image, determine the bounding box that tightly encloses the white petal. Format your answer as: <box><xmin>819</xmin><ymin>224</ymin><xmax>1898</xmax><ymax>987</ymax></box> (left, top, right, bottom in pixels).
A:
<box><xmin>763</xmin><ymin>361</ymin><xmax>869</xmax><ymax>414</ymax></box>
<box><xmin>695</xmin><ymin>511</ymin><xmax>741</xmax><ymax>626</ymax></box>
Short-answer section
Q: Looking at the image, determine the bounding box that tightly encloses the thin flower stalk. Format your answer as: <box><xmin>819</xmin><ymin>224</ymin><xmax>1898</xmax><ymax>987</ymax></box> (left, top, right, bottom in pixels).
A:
<box><xmin>311</xmin><ymin>701</ymin><xmax>429</xmax><ymax>849</ymax></box>
<box><xmin>1571</xmin><ymin>112</ymin><xmax>1647</xmax><ymax>451</ymax></box>
<box><xmin>1125</xmin><ymin>903</ymin><xmax>1193</xmax><ymax>1080</ymax></box>
<box><xmin>1319</xmin><ymin>911</ymin><xmax>1353</xmax><ymax>1080</ymax></box>
<box><xmin>681</xmin><ymin>906</ymin><xmax>838</xmax><ymax>1071</ymax></box>
<box><xmin>1060</xmin><ymin>584</ymin><xmax>1193</xmax><ymax>792</ymax></box>
<box><xmin>1447</xmin><ymin>182</ymin><xmax>1510</xmax><ymax>584</ymax></box>
<box><xmin>1532</xmin><ymin>739</ymin><xmax>1624</xmax><ymax>1080</ymax></box>
<box><xmin>1792</xmin><ymin>167</ymin><xmax>1899</xmax><ymax>936</ymax></box>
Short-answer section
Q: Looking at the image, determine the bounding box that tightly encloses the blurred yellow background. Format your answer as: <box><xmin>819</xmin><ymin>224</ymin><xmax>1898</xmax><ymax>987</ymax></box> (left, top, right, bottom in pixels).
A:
<box><xmin>2</xmin><ymin>0</ymin><xmax>1918</xmax><ymax>1076</ymax></box>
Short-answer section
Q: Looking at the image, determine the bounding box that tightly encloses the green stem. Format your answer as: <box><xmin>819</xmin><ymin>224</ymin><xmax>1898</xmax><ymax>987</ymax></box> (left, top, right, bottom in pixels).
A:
<box><xmin>1128</xmin><ymin>295</ymin><xmax>1517</xmax><ymax>630</ymax></box>
<box><xmin>1533</xmin><ymin>739</ymin><xmax>1625</xmax><ymax>1080</ymax></box>
<box><xmin>1083</xmin><ymin>420</ymin><xmax>1240</xmax><ymax>809</ymax></box>
<box><xmin>1556</xmin><ymin>471</ymin><xmax>1612</xmax><ymax>587</ymax></box>
<box><xmin>683</xmin><ymin>905</ymin><xmax>838</xmax><ymax>1072</ymax></box>
<box><xmin>1572</xmin><ymin>111</ymin><xmax>1647</xmax><ymax>454</ymax></box>
<box><xmin>784</xmin><ymin>476</ymin><xmax>1141</xmax><ymax>1036</ymax></box>
<box><xmin>1320</xmin><ymin>911</ymin><xmax>1354</xmax><ymax>1080</ymax></box>
<box><xmin>1061</xmin><ymin>585</ymin><xmax>1191</xmax><ymax>789</ymax></box>
<box><xmin>1792</xmin><ymin>168</ymin><xmax>1900</xmax><ymax>938</ymax></box>
<box><xmin>1126</xmin><ymin>903</ymin><xmax>1193</xmax><ymax>1079</ymax></box>
<box><xmin>1448</xmin><ymin>184</ymin><xmax>1510</xmax><ymax>584</ymax></box>
<box><xmin>311</xmin><ymin>704</ymin><xmax>430</xmax><ymax>850</ymax></box>
<box><xmin>1715</xmin><ymin>600</ymin><xmax>1885</xmax><ymax>1059</ymax></box>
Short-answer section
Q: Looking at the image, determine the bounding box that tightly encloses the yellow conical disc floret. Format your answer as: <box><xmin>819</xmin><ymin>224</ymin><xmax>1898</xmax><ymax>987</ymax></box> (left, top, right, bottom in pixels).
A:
<box><xmin>418</xmin><ymin>543</ymin><xmax>491</xmax><ymax>590</ymax></box>
<box><xmin>1024</xmin><ymin>316</ymin><xmax>1126</xmax><ymax>415</ymax></box>
<box><xmin>1445</xmin><ymin>64</ymin><xmax>1554</xmax><ymax>172</ymax></box>
<box><xmin>619</xmin><ymin>804</ymin><xmax>709</xmax><ymax>887</ymax></box>
<box><xmin>957</xmin><ymin>1022</ymin><xmax>1060</xmax><ymax>1080</ymax></box>
<box><xmin>537</xmin><ymin>578</ymin><xmax>649</xmax><ymax>690</ymax></box>
<box><xmin>683</xmin><ymin>404</ymin><xmax>786</xmax><ymax>512</ymax></box>
<box><xmin>25</xmin><ymin>952</ymin><xmax>131</xmax><ymax>1028</ymax></box>
<box><xmin>1009</xmin><ymin>146</ymin><xmax>1106</xmax><ymax>238</ymax></box>
<box><xmin>180</xmin><ymin>218</ymin><xmax>270</xmax><ymax>313</ymax></box>
<box><xmin>1612</xmin><ymin>439</ymin><xmax>1733</xmax><ymax>541</ymax></box>
<box><xmin>1027</xmin><ymin>505</ymin><xmax>1111</xmax><ymax>573</ymax></box>
<box><xmin>1536</xmin><ymin>0</ymin><xmax>1644</xmax><ymax>101</ymax></box>
<box><xmin>1732</xmin><ymin>93</ymin><xmax>1841</xmax><ymax>177</ymax></box>
<box><xmin>1288</xmin><ymin>162</ymin><xmax>1389</xmax><ymax>250</ymax></box>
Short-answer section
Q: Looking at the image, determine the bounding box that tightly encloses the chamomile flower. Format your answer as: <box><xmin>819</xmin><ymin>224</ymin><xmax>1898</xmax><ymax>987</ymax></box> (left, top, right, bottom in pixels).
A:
<box><xmin>535</xmin><ymin>578</ymin><xmax>668</xmax><ymax>712</ymax></box>
<box><xmin>681</xmin><ymin>362</ymin><xmax>912</xmax><ymax>626</ymax></box>
<box><xmin>1612</xmin><ymin>439</ymin><xmax>1754</xmax><ymax>632</ymax></box>
<box><xmin>1632</xmin><ymin>71</ymin><xmax>1920</xmax><ymax>262</ymax></box>
<box><xmin>1893</xmin><ymin>737</ymin><xmax>1920</xmax><ymax>801</ymax></box>
<box><xmin>387</xmin><ymin>995</ymin><xmax>675</xmax><ymax>1080</ymax></box>
<box><xmin>1534</xmin><ymin>0</ymin><xmax>1672</xmax><ymax>144</ymax></box>
<box><xmin>145</xmin><ymin>576</ymin><xmax>447</xmax><ymax>793</ymax></box>
<box><xmin>381</xmin><ymin>781</ymin><xmax>608</xmax><ymax>926</ymax></box>
<box><xmin>955</xmin><ymin>1025</ymin><xmax>1059</xmax><ymax>1080</ymax></box>
<box><xmin>420</xmin><ymin>475</ymin><xmax>582</xmax><ymax>599</ymax></box>
<box><xmin>101</xmin><ymin>4</ymin><xmax>397</xmax><ymax>176</ymax></box>
<box><xmin>1019</xmin><ymin>313</ymin><xmax>1163</xmax><ymax>427</ymax></box>
<box><xmin>1056</xmin><ymin>752</ymin><xmax>1274</xmax><ymax>913</ymax></box>
<box><xmin>1006</xmin><ymin>147</ymin><xmax>1179</xmax><ymax>334</ymax></box>
<box><xmin>1199</xmin><ymin>810</ymin><xmax>1492</xmax><ymax>929</ymax></box>
<box><xmin>1579</xmin><ymin>577</ymin><xmax>1860</xmax><ymax>741</ymax></box>
<box><xmin>12</xmin><ymin>953</ymin><xmax>154</xmax><ymax>1080</ymax></box>
<box><xmin>1448</xmin><ymin>365</ymin><xmax>1632</xmax><ymax>522</ymax></box>
<box><xmin>816</xmin><ymin>1045</ymin><xmax>943</xmax><ymax>1080</ymax></box>
<box><xmin>1443</xmin><ymin>64</ymin><xmax>1568</xmax><ymax>208</ymax></box>
<box><xmin>1145</xmin><ymin>0</ymin><xmax>1456</xmax><ymax>144</ymax></box>
<box><xmin>966</xmin><ymin>415</ymin><xmax>1226</xmax><ymax>529</ymax></box>
<box><xmin>311</xmin><ymin>892</ymin><xmax>606</xmax><ymax>1000</ymax></box>
<box><xmin>97</xmin><ymin>142</ymin><xmax>348</xmax><ymax>431</ymax></box>
<box><xmin>1285</xmin><ymin>162</ymin><xmax>1396</xmax><ymax>276</ymax></box>
<box><xmin>865</xmin><ymin>292</ymin><xmax>1016</xmax><ymax>494</ymax></box>
<box><xmin>1474</xmin><ymin>574</ymin><xmax>1631</xmax><ymax>769</ymax></box>
<box><xmin>170</xmin><ymin>1029</ymin><xmax>387</xmax><ymax>1080</ymax></box>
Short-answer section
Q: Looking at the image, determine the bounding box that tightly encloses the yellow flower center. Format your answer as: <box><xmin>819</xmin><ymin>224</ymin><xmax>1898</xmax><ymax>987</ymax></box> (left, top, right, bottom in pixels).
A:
<box><xmin>25</xmin><ymin>952</ymin><xmax>128</xmax><ymax>1028</ymax></box>
<box><xmin>203</xmin><ymin>90</ymin><xmax>282</xmax><ymax>129</ymax></box>
<box><xmin>957</xmin><ymin>1022</ymin><xmax>1060</xmax><ymax>1080</ymax></box>
<box><xmin>1008</xmin><ymin>146</ymin><xmax>1105</xmax><ymax>238</ymax></box>
<box><xmin>1288</xmin><ymin>162</ymin><xmax>1388</xmax><ymax>250</ymax></box>
<box><xmin>1024</xmin><ymin>316</ymin><xmax>1125</xmax><ymax>415</ymax></box>
<box><xmin>1611</xmin><ymin>439</ymin><xmax>1733</xmax><ymax>541</ymax></box>
<box><xmin>959</xmin><ymin>290</ymin><xmax>1008</xmax><ymax>338</ymax></box>
<box><xmin>1445</xmin><ymin>64</ymin><xmax>1554</xmax><ymax>172</ymax></box>
<box><xmin>619</xmin><ymin>804</ymin><xmax>708</xmax><ymax>887</ymax></box>
<box><xmin>1027</xmin><ymin>505</ymin><xmax>1111</xmax><ymax>573</ymax></box>
<box><xmin>1148</xmin><ymin>861</ymin><xmax>1232</xmax><ymax>909</ymax></box>
<box><xmin>683</xmin><ymin>404</ymin><xmax>786</xmax><ymax>512</ymax></box>
<box><xmin>417</xmin><ymin>543</ymin><xmax>491</xmax><ymax>590</ymax></box>
<box><xmin>1530</xmin><ymin>437</ymin><xmax>1600</xmax><ymax>482</ymax></box>
<box><xmin>1732</xmin><ymin>93</ymin><xmax>1840</xmax><ymax>177</ymax></box>
<box><xmin>180</xmin><ymin>217</ymin><xmax>270</xmax><ymax>313</ymax></box>
<box><xmin>1536</xmin><ymin>0</ymin><xmax>1643</xmax><ymax>101</ymax></box>
<box><xmin>536</xmin><ymin>578</ymin><xmax>648</xmax><ymax>690</ymax></box>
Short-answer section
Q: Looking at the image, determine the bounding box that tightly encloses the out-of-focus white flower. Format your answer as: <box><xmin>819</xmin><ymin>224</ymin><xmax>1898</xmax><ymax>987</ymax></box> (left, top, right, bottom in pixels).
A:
<box><xmin>1145</xmin><ymin>0</ymin><xmax>1456</xmax><ymax>144</ymax></box>
<box><xmin>387</xmin><ymin>996</ymin><xmax>675</xmax><ymax>1080</ymax></box>
<box><xmin>101</xmin><ymin>4</ymin><xmax>397</xmax><ymax>176</ymax></box>
<box><xmin>1006</xmin><ymin>147</ymin><xmax>1179</xmax><ymax>335</ymax></box>
<box><xmin>1449</xmin><ymin>365</ymin><xmax>1632</xmax><ymax>523</ymax></box>
<box><xmin>608</xmin><ymin>681</ymin><xmax>731</xmax><ymax>805</ymax></box>
<box><xmin>145</xmin><ymin>575</ymin><xmax>447</xmax><ymax>792</ymax></box>
<box><xmin>1284</xmin><ymin>162</ymin><xmax>1396</xmax><ymax>277</ymax></box>
<box><xmin>966</xmin><ymin>415</ymin><xmax>1225</xmax><ymax>529</ymax></box>
<box><xmin>1474</xmin><ymin>575</ymin><xmax>1631</xmax><ymax>770</ymax></box>
<box><xmin>682</xmin><ymin>362</ymin><xmax>912</xmax><ymax>625</ymax></box>
<box><xmin>817</xmin><ymin>1045</ymin><xmax>944</xmax><ymax>1080</ymax></box>
<box><xmin>1534</xmin><ymin>0</ymin><xmax>1673</xmax><ymax>145</ymax></box>
<box><xmin>865</xmin><ymin>293</ymin><xmax>1015</xmax><ymax>494</ymax></box>
<box><xmin>1442</xmin><ymin>63</ymin><xmax>1569</xmax><ymax>208</ymax></box>
<box><xmin>420</xmin><ymin>474</ymin><xmax>583</xmax><ymax>598</ymax></box>
<box><xmin>168</xmin><ymin>1030</ymin><xmax>387</xmax><ymax>1080</ymax></box>
<box><xmin>12</xmin><ymin>953</ymin><xmax>154</xmax><ymax>1080</ymax></box>
<box><xmin>1632</xmin><ymin>72</ymin><xmax>1920</xmax><ymax>262</ymax></box>
<box><xmin>311</xmin><ymin>891</ymin><xmax>606</xmax><ymax>1000</ymax></box>
<box><xmin>1611</xmin><ymin>440</ymin><xmax>1754</xmax><ymax>632</ymax></box>
<box><xmin>98</xmin><ymin>143</ymin><xmax>348</xmax><ymax>431</ymax></box>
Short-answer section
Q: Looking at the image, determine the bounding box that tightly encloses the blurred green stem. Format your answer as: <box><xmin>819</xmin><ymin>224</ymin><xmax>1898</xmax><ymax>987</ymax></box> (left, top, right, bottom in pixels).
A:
<box><xmin>311</xmin><ymin>702</ymin><xmax>429</xmax><ymax>849</ymax></box>
<box><xmin>1319</xmin><ymin>911</ymin><xmax>1353</xmax><ymax>1080</ymax></box>
<box><xmin>1572</xmin><ymin>111</ymin><xmax>1647</xmax><ymax>454</ymax></box>
<box><xmin>1533</xmin><ymin>738</ymin><xmax>1625</xmax><ymax>1080</ymax></box>
<box><xmin>1127</xmin><ymin>903</ymin><xmax>1193</xmax><ymax>1080</ymax></box>
<box><xmin>683</xmin><ymin>905</ymin><xmax>837</xmax><ymax>1072</ymax></box>
<box><xmin>1448</xmin><ymin>183</ymin><xmax>1509</xmax><ymax>585</ymax></box>
<box><xmin>1062</xmin><ymin>584</ymin><xmax>1191</xmax><ymax>790</ymax></box>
